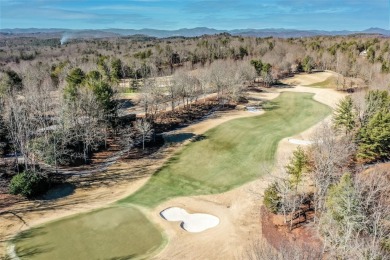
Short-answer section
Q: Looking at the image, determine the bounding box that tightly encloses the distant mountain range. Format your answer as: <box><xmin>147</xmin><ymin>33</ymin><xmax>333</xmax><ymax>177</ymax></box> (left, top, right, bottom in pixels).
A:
<box><xmin>1</xmin><ymin>27</ymin><xmax>389</xmax><ymax>39</ymax></box>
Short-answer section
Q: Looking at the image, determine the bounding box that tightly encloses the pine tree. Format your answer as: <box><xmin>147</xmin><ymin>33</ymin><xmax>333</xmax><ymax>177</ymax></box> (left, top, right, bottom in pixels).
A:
<box><xmin>64</xmin><ymin>67</ymin><xmax>85</xmax><ymax>101</ymax></box>
<box><xmin>65</xmin><ymin>67</ymin><xmax>85</xmax><ymax>86</ymax></box>
<box><xmin>326</xmin><ymin>173</ymin><xmax>363</xmax><ymax>227</ymax></box>
<box><xmin>285</xmin><ymin>146</ymin><xmax>307</xmax><ymax>190</ymax></box>
<box><xmin>333</xmin><ymin>96</ymin><xmax>356</xmax><ymax>133</ymax></box>
<box><xmin>302</xmin><ymin>56</ymin><xmax>314</xmax><ymax>73</ymax></box>
<box><xmin>110</xmin><ymin>58</ymin><xmax>123</xmax><ymax>82</ymax></box>
<box><xmin>357</xmin><ymin>110</ymin><xmax>390</xmax><ymax>162</ymax></box>
<box><xmin>362</xmin><ymin>90</ymin><xmax>390</xmax><ymax>125</ymax></box>
<box><xmin>250</xmin><ymin>59</ymin><xmax>263</xmax><ymax>76</ymax></box>
<box><xmin>263</xmin><ymin>182</ymin><xmax>281</xmax><ymax>214</ymax></box>
<box><xmin>353</xmin><ymin>90</ymin><xmax>390</xmax><ymax>163</ymax></box>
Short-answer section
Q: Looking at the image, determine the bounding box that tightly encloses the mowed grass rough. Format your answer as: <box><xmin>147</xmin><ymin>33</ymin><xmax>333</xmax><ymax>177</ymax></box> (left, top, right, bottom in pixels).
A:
<box><xmin>121</xmin><ymin>92</ymin><xmax>331</xmax><ymax>207</ymax></box>
<box><xmin>305</xmin><ymin>76</ymin><xmax>336</xmax><ymax>88</ymax></box>
<box><xmin>13</xmin><ymin>206</ymin><xmax>164</xmax><ymax>260</ymax></box>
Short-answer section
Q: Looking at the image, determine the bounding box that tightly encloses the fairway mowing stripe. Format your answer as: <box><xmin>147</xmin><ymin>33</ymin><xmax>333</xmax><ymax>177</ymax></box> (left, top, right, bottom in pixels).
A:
<box><xmin>121</xmin><ymin>92</ymin><xmax>331</xmax><ymax>207</ymax></box>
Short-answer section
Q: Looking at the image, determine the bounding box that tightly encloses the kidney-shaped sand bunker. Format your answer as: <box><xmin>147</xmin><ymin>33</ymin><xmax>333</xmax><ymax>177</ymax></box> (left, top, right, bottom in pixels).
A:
<box><xmin>160</xmin><ymin>207</ymin><xmax>220</xmax><ymax>233</ymax></box>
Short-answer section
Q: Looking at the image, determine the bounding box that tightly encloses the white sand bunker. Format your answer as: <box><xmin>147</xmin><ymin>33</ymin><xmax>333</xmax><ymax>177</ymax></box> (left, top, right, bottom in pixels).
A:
<box><xmin>246</xmin><ymin>106</ymin><xmax>261</xmax><ymax>113</ymax></box>
<box><xmin>160</xmin><ymin>207</ymin><xmax>220</xmax><ymax>233</ymax></box>
<box><xmin>288</xmin><ymin>138</ymin><xmax>315</xmax><ymax>145</ymax></box>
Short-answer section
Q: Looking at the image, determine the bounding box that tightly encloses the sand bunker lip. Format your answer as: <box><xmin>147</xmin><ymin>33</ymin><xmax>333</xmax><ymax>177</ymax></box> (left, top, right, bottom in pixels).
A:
<box><xmin>160</xmin><ymin>207</ymin><xmax>219</xmax><ymax>233</ymax></box>
<box><xmin>288</xmin><ymin>138</ymin><xmax>315</xmax><ymax>145</ymax></box>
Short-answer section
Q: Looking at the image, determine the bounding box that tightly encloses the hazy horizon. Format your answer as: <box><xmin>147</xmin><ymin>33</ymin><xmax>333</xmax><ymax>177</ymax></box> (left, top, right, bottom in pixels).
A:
<box><xmin>1</xmin><ymin>26</ymin><xmax>389</xmax><ymax>32</ymax></box>
<box><xmin>0</xmin><ymin>0</ymin><xmax>389</xmax><ymax>31</ymax></box>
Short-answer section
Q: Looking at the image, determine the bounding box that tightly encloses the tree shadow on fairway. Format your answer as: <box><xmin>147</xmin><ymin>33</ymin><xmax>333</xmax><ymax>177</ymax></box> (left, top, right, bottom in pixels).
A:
<box><xmin>192</xmin><ymin>134</ymin><xmax>207</xmax><ymax>142</ymax></box>
<box><xmin>13</xmin><ymin>227</ymin><xmax>53</xmax><ymax>258</ymax></box>
<box><xmin>262</xmin><ymin>101</ymin><xmax>280</xmax><ymax>111</ymax></box>
<box><xmin>273</xmin><ymin>81</ymin><xmax>294</xmax><ymax>88</ymax></box>
<box><xmin>41</xmin><ymin>183</ymin><xmax>76</xmax><ymax>200</ymax></box>
<box><xmin>15</xmin><ymin>244</ymin><xmax>53</xmax><ymax>258</ymax></box>
<box><xmin>13</xmin><ymin>227</ymin><xmax>47</xmax><ymax>241</ymax></box>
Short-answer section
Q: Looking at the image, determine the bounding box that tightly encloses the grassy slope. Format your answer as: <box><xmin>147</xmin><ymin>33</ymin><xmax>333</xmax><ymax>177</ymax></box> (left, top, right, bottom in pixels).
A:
<box><xmin>13</xmin><ymin>206</ymin><xmax>165</xmax><ymax>260</ymax></box>
<box><xmin>306</xmin><ymin>76</ymin><xmax>336</xmax><ymax>88</ymax></box>
<box><xmin>120</xmin><ymin>92</ymin><xmax>331</xmax><ymax>207</ymax></box>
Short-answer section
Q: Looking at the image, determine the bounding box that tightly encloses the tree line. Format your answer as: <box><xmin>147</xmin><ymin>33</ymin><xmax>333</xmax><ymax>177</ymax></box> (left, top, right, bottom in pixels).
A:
<box><xmin>2</xmin><ymin>34</ymin><xmax>390</xmax><ymax>91</ymax></box>
<box><xmin>263</xmin><ymin>89</ymin><xmax>390</xmax><ymax>259</ymax></box>
<box><xmin>0</xmin><ymin>43</ymin><xmax>257</xmax><ymax>198</ymax></box>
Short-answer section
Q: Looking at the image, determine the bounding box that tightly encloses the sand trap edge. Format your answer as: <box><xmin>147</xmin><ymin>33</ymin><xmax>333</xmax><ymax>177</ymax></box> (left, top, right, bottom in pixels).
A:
<box><xmin>160</xmin><ymin>207</ymin><xmax>220</xmax><ymax>233</ymax></box>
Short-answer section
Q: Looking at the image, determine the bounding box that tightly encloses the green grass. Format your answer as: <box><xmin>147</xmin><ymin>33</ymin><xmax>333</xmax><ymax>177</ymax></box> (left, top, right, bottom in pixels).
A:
<box><xmin>13</xmin><ymin>206</ymin><xmax>165</xmax><ymax>260</ymax></box>
<box><xmin>11</xmin><ymin>92</ymin><xmax>331</xmax><ymax>260</ymax></box>
<box><xmin>120</xmin><ymin>92</ymin><xmax>331</xmax><ymax>207</ymax></box>
<box><xmin>305</xmin><ymin>76</ymin><xmax>336</xmax><ymax>88</ymax></box>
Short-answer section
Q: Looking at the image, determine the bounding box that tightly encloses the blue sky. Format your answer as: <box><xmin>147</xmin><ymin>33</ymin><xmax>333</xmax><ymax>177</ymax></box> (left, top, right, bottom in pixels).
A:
<box><xmin>0</xmin><ymin>0</ymin><xmax>389</xmax><ymax>30</ymax></box>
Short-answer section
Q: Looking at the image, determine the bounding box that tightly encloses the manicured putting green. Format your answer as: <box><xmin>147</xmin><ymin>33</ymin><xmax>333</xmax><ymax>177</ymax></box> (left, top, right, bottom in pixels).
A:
<box><xmin>121</xmin><ymin>92</ymin><xmax>331</xmax><ymax>207</ymax></box>
<box><xmin>13</xmin><ymin>206</ymin><xmax>164</xmax><ymax>260</ymax></box>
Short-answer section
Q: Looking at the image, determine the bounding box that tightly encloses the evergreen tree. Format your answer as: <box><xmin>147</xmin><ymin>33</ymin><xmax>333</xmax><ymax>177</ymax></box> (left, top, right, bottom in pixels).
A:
<box><xmin>111</xmin><ymin>58</ymin><xmax>123</xmax><ymax>82</ymax></box>
<box><xmin>302</xmin><ymin>56</ymin><xmax>314</xmax><ymax>73</ymax></box>
<box><xmin>85</xmin><ymin>70</ymin><xmax>116</xmax><ymax>115</ymax></box>
<box><xmin>285</xmin><ymin>146</ymin><xmax>307</xmax><ymax>190</ymax></box>
<box><xmin>64</xmin><ymin>68</ymin><xmax>85</xmax><ymax>101</ymax></box>
<box><xmin>362</xmin><ymin>90</ymin><xmax>390</xmax><ymax>125</ymax></box>
<box><xmin>333</xmin><ymin>96</ymin><xmax>356</xmax><ymax>133</ymax></box>
<box><xmin>356</xmin><ymin>90</ymin><xmax>390</xmax><ymax>162</ymax></box>
<box><xmin>263</xmin><ymin>182</ymin><xmax>281</xmax><ymax>214</ymax></box>
<box><xmin>357</xmin><ymin>110</ymin><xmax>390</xmax><ymax>162</ymax></box>
<box><xmin>250</xmin><ymin>59</ymin><xmax>263</xmax><ymax>76</ymax></box>
<box><xmin>65</xmin><ymin>67</ymin><xmax>85</xmax><ymax>86</ymax></box>
<box><xmin>86</xmin><ymin>70</ymin><xmax>102</xmax><ymax>81</ymax></box>
<box><xmin>90</xmin><ymin>81</ymin><xmax>116</xmax><ymax>114</ymax></box>
<box><xmin>326</xmin><ymin>173</ymin><xmax>363</xmax><ymax>228</ymax></box>
<box><xmin>97</xmin><ymin>56</ymin><xmax>111</xmax><ymax>82</ymax></box>
<box><xmin>261</xmin><ymin>63</ymin><xmax>273</xmax><ymax>86</ymax></box>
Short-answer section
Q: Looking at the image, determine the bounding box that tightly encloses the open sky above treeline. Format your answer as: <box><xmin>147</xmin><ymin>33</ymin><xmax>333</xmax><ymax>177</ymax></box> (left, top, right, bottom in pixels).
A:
<box><xmin>0</xmin><ymin>0</ymin><xmax>389</xmax><ymax>31</ymax></box>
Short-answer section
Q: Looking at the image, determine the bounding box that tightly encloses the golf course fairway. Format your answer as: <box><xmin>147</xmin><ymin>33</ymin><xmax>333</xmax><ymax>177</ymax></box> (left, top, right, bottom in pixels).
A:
<box><xmin>121</xmin><ymin>92</ymin><xmax>330</xmax><ymax>207</ymax></box>
<box><xmin>12</xmin><ymin>92</ymin><xmax>331</xmax><ymax>259</ymax></box>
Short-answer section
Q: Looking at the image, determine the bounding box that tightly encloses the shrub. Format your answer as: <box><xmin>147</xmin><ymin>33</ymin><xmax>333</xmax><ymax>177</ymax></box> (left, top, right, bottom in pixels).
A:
<box><xmin>263</xmin><ymin>182</ymin><xmax>281</xmax><ymax>214</ymax></box>
<box><xmin>381</xmin><ymin>238</ymin><xmax>390</xmax><ymax>253</ymax></box>
<box><xmin>9</xmin><ymin>171</ymin><xmax>49</xmax><ymax>198</ymax></box>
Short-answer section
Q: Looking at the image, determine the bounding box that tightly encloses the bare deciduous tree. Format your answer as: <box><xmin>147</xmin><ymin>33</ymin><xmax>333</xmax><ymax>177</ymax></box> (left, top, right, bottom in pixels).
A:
<box><xmin>134</xmin><ymin>118</ymin><xmax>153</xmax><ymax>150</ymax></box>
<box><xmin>119</xmin><ymin>126</ymin><xmax>135</xmax><ymax>155</ymax></box>
<box><xmin>308</xmin><ymin>123</ymin><xmax>356</xmax><ymax>222</ymax></box>
<box><xmin>245</xmin><ymin>239</ymin><xmax>323</xmax><ymax>260</ymax></box>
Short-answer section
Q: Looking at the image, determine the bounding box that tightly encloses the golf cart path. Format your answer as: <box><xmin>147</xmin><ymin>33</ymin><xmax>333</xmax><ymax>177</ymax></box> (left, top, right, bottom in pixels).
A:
<box><xmin>151</xmin><ymin>85</ymin><xmax>345</xmax><ymax>260</ymax></box>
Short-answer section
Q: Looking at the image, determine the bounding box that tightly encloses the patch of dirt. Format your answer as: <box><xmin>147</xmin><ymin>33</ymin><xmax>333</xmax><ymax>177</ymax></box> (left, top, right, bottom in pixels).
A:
<box><xmin>260</xmin><ymin>206</ymin><xmax>323</xmax><ymax>254</ymax></box>
<box><xmin>363</xmin><ymin>162</ymin><xmax>390</xmax><ymax>174</ymax></box>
